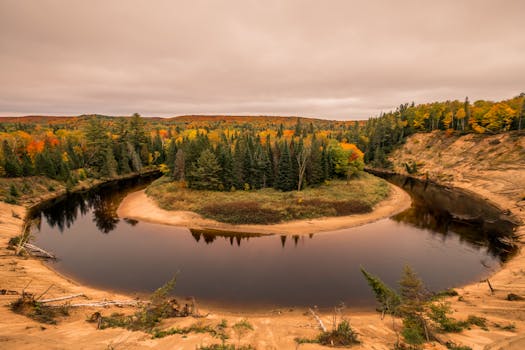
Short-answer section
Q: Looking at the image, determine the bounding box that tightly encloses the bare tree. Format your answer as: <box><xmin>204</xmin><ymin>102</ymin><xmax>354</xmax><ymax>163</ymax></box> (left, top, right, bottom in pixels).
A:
<box><xmin>296</xmin><ymin>145</ymin><xmax>310</xmax><ymax>191</ymax></box>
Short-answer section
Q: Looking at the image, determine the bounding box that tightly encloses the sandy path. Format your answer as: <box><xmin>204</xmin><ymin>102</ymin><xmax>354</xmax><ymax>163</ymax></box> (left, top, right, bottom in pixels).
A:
<box><xmin>117</xmin><ymin>183</ymin><xmax>411</xmax><ymax>235</ymax></box>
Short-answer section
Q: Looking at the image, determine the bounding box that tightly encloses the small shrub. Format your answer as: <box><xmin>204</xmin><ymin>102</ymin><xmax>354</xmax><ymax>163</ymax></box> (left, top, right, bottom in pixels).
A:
<box><xmin>428</xmin><ymin>302</ymin><xmax>467</xmax><ymax>333</ymax></box>
<box><xmin>9</xmin><ymin>184</ymin><xmax>19</xmax><ymax>197</ymax></box>
<box><xmin>317</xmin><ymin>320</ymin><xmax>359</xmax><ymax>347</ymax></box>
<box><xmin>506</xmin><ymin>293</ymin><xmax>524</xmax><ymax>301</ymax></box>
<box><xmin>4</xmin><ymin>196</ymin><xmax>18</xmax><ymax>204</ymax></box>
<box><xmin>90</xmin><ymin>277</ymin><xmax>191</xmax><ymax>332</ymax></box>
<box><xmin>445</xmin><ymin>341</ymin><xmax>472</xmax><ymax>350</ymax></box>
<box><xmin>466</xmin><ymin>315</ymin><xmax>487</xmax><ymax>330</ymax></box>
<box><xmin>198</xmin><ymin>345</ymin><xmax>256</xmax><ymax>350</ymax></box>
<box><xmin>10</xmin><ymin>292</ymin><xmax>69</xmax><ymax>325</ymax></box>
<box><xmin>433</xmin><ymin>289</ymin><xmax>459</xmax><ymax>298</ymax></box>
<box><xmin>232</xmin><ymin>319</ymin><xmax>254</xmax><ymax>344</ymax></box>
<box><xmin>294</xmin><ymin>337</ymin><xmax>319</xmax><ymax>345</ymax></box>
<box><xmin>152</xmin><ymin>321</ymin><xmax>222</xmax><ymax>339</ymax></box>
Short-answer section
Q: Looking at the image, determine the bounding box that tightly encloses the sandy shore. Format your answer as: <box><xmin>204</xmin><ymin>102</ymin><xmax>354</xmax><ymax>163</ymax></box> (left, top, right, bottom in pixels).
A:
<box><xmin>117</xmin><ymin>183</ymin><xmax>411</xmax><ymax>235</ymax></box>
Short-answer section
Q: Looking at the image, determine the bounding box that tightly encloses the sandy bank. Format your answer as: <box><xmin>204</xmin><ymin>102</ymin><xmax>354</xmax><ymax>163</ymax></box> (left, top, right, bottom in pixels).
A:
<box><xmin>117</xmin><ymin>183</ymin><xmax>411</xmax><ymax>235</ymax></box>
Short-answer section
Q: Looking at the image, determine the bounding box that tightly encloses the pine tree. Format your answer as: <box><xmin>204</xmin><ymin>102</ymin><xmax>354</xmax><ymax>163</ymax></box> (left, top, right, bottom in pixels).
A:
<box><xmin>232</xmin><ymin>140</ymin><xmax>245</xmax><ymax>189</ymax></box>
<box><xmin>1</xmin><ymin>140</ymin><xmax>22</xmax><ymax>177</ymax></box>
<box><xmin>306</xmin><ymin>137</ymin><xmax>323</xmax><ymax>186</ymax></box>
<box><xmin>101</xmin><ymin>146</ymin><xmax>118</xmax><ymax>178</ymax></box>
<box><xmin>398</xmin><ymin>265</ymin><xmax>429</xmax><ymax>344</ymax></box>
<box><xmin>275</xmin><ymin>142</ymin><xmax>294</xmax><ymax>191</ymax></box>
<box><xmin>117</xmin><ymin>143</ymin><xmax>132</xmax><ymax>174</ymax></box>
<box><xmin>165</xmin><ymin>138</ymin><xmax>178</xmax><ymax>174</ymax></box>
<box><xmin>360</xmin><ymin>267</ymin><xmax>400</xmax><ymax>314</ymax></box>
<box><xmin>20</xmin><ymin>150</ymin><xmax>34</xmax><ymax>176</ymax></box>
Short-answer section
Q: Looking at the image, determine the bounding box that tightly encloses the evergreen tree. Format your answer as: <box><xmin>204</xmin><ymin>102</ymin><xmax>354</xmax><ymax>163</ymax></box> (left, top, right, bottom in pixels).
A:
<box><xmin>165</xmin><ymin>138</ymin><xmax>178</xmax><ymax>173</ymax></box>
<box><xmin>275</xmin><ymin>142</ymin><xmax>294</xmax><ymax>191</ymax></box>
<box><xmin>188</xmin><ymin>149</ymin><xmax>222</xmax><ymax>190</ymax></box>
<box><xmin>20</xmin><ymin>150</ymin><xmax>34</xmax><ymax>176</ymax></box>
<box><xmin>232</xmin><ymin>140</ymin><xmax>245</xmax><ymax>189</ymax></box>
<box><xmin>2</xmin><ymin>141</ymin><xmax>22</xmax><ymax>177</ymax></box>
<box><xmin>306</xmin><ymin>137</ymin><xmax>323</xmax><ymax>186</ymax></box>
<box><xmin>101</xmin><ymin>146</ymin><xmax>118</xmax><ymax>178</ymax></box>
<box><xmin>117</xmin><ymin>143</ymin><xmax>132</xmax><ymax>174</ymax></box>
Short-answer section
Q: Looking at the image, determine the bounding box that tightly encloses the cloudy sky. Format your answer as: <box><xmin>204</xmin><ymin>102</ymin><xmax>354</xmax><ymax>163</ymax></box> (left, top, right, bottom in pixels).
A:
<box><xmin>0</xmin><ymin>0</ymin><xmax>523</xmax><ymax>120</ymax></box>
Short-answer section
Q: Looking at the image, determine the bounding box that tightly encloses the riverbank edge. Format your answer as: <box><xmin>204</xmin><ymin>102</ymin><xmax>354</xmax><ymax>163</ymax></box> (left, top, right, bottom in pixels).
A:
<box><xmin>117</xmin><ymin>181</ymin><xmax>411</xmax><ymax>235</ymax></box>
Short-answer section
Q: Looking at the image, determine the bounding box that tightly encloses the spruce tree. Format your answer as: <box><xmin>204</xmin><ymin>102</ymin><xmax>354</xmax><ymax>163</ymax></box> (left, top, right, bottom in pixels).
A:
<box><xmin>188</xmin><ymin>149</ymin><xmax>222</xmax><ymax>190</ymax></box>
<box><xmin>20</xmin><ymin>151</ymin><xmax>34</xmax><ymax>176</ymax></box>
<box><xmin>2</xmin><ymin>141</ymin><xmax>22</xmax><ymax>177</ymax></box>
<box><xmin>275</xmin><ymin>142</ymin><xmax>294</xmax><ymax>191</ymax></box>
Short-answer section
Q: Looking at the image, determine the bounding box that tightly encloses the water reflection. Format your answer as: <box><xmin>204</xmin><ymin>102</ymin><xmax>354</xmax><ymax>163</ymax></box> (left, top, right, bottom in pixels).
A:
<box><xmin>31</xmin><ymin>174</ymin><xmax>517</xmax><ymax>260</ymax></box>
<box><xmin>31</xmin><ymin>175</ymin><xmax>157</xmax><ymax>234</ymax></box>
<box><xmin>29</xmin><ymin>174</ymin><xmax>520</xmax><ymax>307</ymax></box>
<box><xmin>190</xmin><ymin>228</ymin><xmax>264</xmax><ymax>246</ymax></box>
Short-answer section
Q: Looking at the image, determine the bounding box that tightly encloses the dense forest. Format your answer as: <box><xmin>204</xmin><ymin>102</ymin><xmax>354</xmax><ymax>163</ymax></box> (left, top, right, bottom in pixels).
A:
<box><xmin>0</xmin><ymin>94</ymin><xmax>523</xmax><ymax>192</ymax></box>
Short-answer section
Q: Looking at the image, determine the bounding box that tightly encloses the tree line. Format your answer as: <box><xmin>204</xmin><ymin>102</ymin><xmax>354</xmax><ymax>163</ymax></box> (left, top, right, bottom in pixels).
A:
<box><xmin>0</xmin><ymin>93</ymin><xmax>523</xmax><ymax>187</ymax></box>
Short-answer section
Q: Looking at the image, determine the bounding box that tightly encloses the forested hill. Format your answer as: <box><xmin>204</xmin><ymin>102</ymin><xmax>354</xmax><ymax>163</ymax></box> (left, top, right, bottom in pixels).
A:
<box><xmin>0</xmin><ymin>94</ymin><xmax>523</xmax><ymax>196</ymax></box>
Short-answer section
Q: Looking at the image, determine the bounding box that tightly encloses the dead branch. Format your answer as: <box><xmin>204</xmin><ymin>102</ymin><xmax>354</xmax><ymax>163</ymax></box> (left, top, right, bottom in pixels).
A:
<box><xmin>309</xmin><ymin>307</ymin><xmax>327</xmax><ymax>332</ymax></box>
<box><xmin>39</xmin><ymin>293</ymin><xmax>85</xmax><ymax>303</ymax></box>
<box><xmin>486</xmin><ymin>279</ymin><xmax>495</xmax><ymax>294</ymax></box>
<box><xmin>36</xmin><ymin>284</ymin><xmax>55</xmax><ymax>300</ymax></box>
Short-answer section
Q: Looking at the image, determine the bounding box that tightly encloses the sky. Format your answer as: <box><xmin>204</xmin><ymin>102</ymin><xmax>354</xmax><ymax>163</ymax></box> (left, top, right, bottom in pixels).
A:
<box><xmin>0</xmin><ymin>0</ymin><xmax>524</xmax><ymax>120</ymax></box>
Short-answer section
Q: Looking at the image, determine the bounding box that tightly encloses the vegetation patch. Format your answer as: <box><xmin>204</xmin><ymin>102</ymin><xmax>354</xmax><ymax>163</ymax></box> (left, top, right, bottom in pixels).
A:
<box><xmin>295</xmin><ymin>320</ymin><xmax>359</xmax><ymax>348</ymax></box>
<box><xmin>10</xmin><ymin>292</ymin><xmax>69</xmax><ymax>325</ymax></box>
<box><xmin>88</xmin><ymin>277</ymin><xmax>192</xmax><ymax>332</ymax></box>
<box><xmin>146</xmin><ymin>174</ymin><xmax>389</xmax><ymax>225</ymax></box>
<box><xmin>361</xmin><ymin>266</ymin><xmax>491</xmax><ymax>349</ymax></box>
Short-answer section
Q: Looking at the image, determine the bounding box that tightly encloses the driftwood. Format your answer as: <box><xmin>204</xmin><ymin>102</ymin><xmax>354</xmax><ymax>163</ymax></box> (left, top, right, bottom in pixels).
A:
<box><xmin>65</xmin><ymin>300</ymin><xmax>144</xmax><ymax>308</ymax></box>
<box><xmin>309</xmin><ymin>308</ymin><xmax>327</xmax><ymax>332</ymax></box>
<box><xmin>23</xmin><ymin>243</ymin><xmax>56</xmax><ymax>259</ymax></box>
<box><xmin>39</xmin><ymin>293</ymin><xmax>85</xmax><ymax>304</ymax></box>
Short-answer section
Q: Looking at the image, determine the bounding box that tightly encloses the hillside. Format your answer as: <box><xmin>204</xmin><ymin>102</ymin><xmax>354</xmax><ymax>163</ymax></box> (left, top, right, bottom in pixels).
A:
<box><xmin>385</xmin><ymin>131</ymin><xmax>525</xmax><ymax>350</ymax></box>
<box><xmin>388</xmin><ymin>130</ymin><xmax>525</xmax><ymax>208</ymax></box>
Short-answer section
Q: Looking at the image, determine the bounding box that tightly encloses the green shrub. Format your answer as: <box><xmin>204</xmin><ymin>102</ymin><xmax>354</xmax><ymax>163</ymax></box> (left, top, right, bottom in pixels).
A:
<box><xmin>317</xmin><ymin>320</ymin><xmax>359</xmax><ymax>347</ymax></box>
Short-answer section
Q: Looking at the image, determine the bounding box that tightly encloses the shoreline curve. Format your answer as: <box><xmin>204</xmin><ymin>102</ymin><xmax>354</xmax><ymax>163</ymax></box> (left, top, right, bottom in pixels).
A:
<box><xmin>116</xmin><ymin>183</ymin><xmax>412</xmax><ymax>235</ymax></box>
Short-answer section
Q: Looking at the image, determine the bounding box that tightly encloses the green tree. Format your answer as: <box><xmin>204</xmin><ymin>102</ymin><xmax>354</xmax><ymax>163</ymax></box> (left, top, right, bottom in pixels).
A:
<box><xmin>2</xmin><ymin>140</ymin><xmax>22</xmax><ymax>177</ymax></box>
<box><xmin>275</xmin><ymin>142</ymin><xmax>294</xmax><ymax>191</ymax></box>
<box><xmin>360</xmin><ymin>267</ymin><xmax>400</xmax><ymax>315</ymax></box>
<box><xmin>398</xmin><ymin>265</ymin><xmax>429</xmax><ymax>344</ymax></box>
<box><xmin>188</xmin><ymin>149</ymin><xmax>222</xmax><ymax>190</ymax></box>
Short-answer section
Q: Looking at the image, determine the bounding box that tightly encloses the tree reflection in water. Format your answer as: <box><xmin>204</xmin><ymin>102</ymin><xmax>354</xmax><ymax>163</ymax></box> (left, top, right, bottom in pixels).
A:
<box><xmin>30</xmin><ymin>175</ymin><xmax>158</xmax><ymax>234</ymax></box>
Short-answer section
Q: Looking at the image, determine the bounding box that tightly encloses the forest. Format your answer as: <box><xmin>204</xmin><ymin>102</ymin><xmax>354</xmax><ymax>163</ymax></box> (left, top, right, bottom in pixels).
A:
<box><xmin>0</xmin><ymin>94</ymin><xmax>523</xmax><ymax>193</ymax></box>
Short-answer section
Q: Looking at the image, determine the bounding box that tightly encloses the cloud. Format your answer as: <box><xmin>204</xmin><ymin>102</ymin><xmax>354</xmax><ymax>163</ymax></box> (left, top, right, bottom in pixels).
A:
<box><xmin>0</xmin><ymin>0</ymin><xmax>524</xmax><ymax>119</ymax></box>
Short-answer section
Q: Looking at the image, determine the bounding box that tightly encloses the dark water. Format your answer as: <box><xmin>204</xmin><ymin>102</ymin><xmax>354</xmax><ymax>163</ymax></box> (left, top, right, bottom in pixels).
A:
<box><xmin>31</xmin><ymin>175</ymin><xmax>517</xmax><ymax>309</ymax></box>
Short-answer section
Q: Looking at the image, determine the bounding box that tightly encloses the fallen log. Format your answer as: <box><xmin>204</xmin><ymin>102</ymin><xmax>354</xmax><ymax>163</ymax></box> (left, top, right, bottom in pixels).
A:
<box><xmin>309</xmin><ymin>307</ymin><xmax>327</xmax><ymax>332</ymax></box>
<box><xmin>39</xmin><ymin>293</ymin><xmax>85</xmax><ymax>303</ymax></box>
<box><xmin>23</xmin><ymin>243</ymin><xmax>56</xmax><ymax>259</ymax></box>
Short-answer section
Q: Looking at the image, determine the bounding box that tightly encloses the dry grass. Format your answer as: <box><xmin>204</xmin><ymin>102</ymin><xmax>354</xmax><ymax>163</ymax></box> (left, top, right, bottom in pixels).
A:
<box><xmin>146</xmin><ymin>173</ymin><xmax>390</xmax><ymax>224</ymax></box>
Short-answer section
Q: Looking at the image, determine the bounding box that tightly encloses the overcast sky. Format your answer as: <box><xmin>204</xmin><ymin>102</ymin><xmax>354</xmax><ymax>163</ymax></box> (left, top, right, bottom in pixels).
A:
<box><xmin>0</xmin><ymin>0</ymin><xmax>524</xmax><ymax>120</ymax></box>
